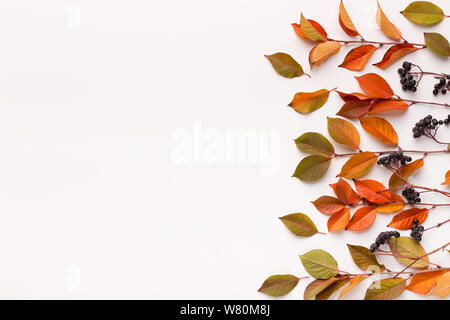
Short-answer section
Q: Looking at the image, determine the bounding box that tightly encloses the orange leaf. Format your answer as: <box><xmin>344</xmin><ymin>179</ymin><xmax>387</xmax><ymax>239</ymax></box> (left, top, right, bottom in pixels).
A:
<box><xmin>309</xmin><ymin>41</ymin><xmax>342</xmax><ymax>68</ymax></box>
<box><xmin>346</xmin><ymin>206</ymin><xmax>377</xmax><ymax>231</ymax></box>
<box><xmin>442</xmin><ymin>170</ymin><xmax>450</xmax><ymax>185</ymax></box>
<box><xmin>327</xmin><ymin>117</ymin><xmax>360</xmax><ymax>149</ymax></box>
<box><xmin>338</xmin><ymin>152</ymin><xmax>378</xmax><ymax>179</ymax></box>
<box><xmin>374</xmin><ymin>44</ymin><xmax>421</xmax><ymax>69</ymax></box>
<box><xmin>376</xmin><ymin>194</ymin><xmax>405</xmax><ymax>213</ymax></box>
<box><xmin>354</xmin><ymin>179</ymin><xmax>392</xmax><ymax>205</ymax></box>
<box><xmin>360</xmin><ymin>116</ymin><xmax>398</xmax><ymax>145</ymax></box>
<box><xmin>388</xmin><ymin>208</ymin><xmax>429</xmax><ymax>230</ymax></box>
<box><xmin>376</xmin><ymin>2</ymin><xmax>403</xmax><ymax>41</ymax></box>
<box><xmin>312</xmin><ymin>196</ymin><xmax>346</xmax><ymax>215</ymax></box>
<box><xmin>299</xmin><ymin>14</ymin><xmax>327</xmax><ymax>42</ymax></box>
<box><xmin>337</xmin><ymin>91</ymin><xmax>372</xmax><ymax>102</ymax></box>
<box><xmin>339</xmin><ymin>45</ymin><xmax>377</xmax><ymax>71</ymax></box>
<box><xmin>338</xmin><ymin>275</ymin><xmax>367</xmax><ymax>299</ymax></box>
<box><xmin>338</xmin><ymin>0</ymin><xmax>360</xmax><ymax>37</ymax></box>
<box><xmin>289</xmin><ymin>89</ymin><xmax>330</xmax><ymax>114</ymax></box>
<box><xmin>330</xmin><ymin>178</ymin><xmax>360</xmax><ymax>205</ymax></box>
<box><xmin>292</xmin><ymin>20</ymin><xmax>327</xmax><ymax>40</ymax></box>
<box><xmin>369</xmin><ymin>100</ymin><xmax>409</xmax><ymax>114</ymax></box>
<box><xmin>327</xmin><ymin>208</ymin><xmax>350</xmax><ymax>231</ymax></box>
<box><xmin>430</xmin><ymin>271</ymin><xmax>450</xmax><ymax>298</ymax></box>
<box><xmin>389</xmin><ymin>159</ymin><xmax>424</xmax><ymax>189</ymax></box>
<box><xmin>337</xmin><ymin>100</ymin><xmax>371</xmax><ymax>119</ymax></box>
<box><xmin>355</xmin><ymin>73</ymin><xmax>394</xmax><ymax>99</ymax></box>
<box><xmin>407</xmin><ymin>270</ymin><xmax>449</xmax><ymax>295</ymax></box>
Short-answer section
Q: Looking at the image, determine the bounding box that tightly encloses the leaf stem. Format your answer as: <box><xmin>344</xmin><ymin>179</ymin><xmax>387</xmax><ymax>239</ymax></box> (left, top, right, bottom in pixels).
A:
<box><xmin>328</xmin><ymin>38</ymin><xmax>427</xmax><ymax>48</ymax></box>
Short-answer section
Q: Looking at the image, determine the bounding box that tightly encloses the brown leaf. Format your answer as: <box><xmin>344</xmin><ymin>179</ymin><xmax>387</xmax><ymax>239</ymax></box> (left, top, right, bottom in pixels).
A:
<box><xmin>388</xmin><ymin>208</ymin><xmax>429</xmax><ymax>230</ymax></box>
<box><xmin>309</xmin><ymin>41</ymin><xmax>342</xmax><ymax>68</ymax></box>
<box><xmin>360</xmin><ymin>116</ymin><xmax>398</xmax><ymax>145</ymax></box>
<box><xmin>374</xmin><ymin>44</ymin><xmax>421</xmax><ymax>69</ymax></box>
<box><xmin>376</xmin><ymin>2</ymin><xmax>403</xmax><ymax>40</ymax></box>
<box><xmin>292</xmin><ymin>19</ymin><xmax>327</xmax><ymax>40</ymax></box>
<box><xmin>289</xmin><ymin>89</ymin><xmax>330</xmax><ymax>114</ymax></box>
<box><xmin>337</xmin><ymin>91</ymin><xmax>372</xmax><ymax>102</ymax></box>
<box><xmin>338</xmin><ymin>152</ymin><xmax>378</xmax><ymax>179</ymax></box>
<box><xmin>339</xmin><ymin>45</ymin><xmax>377</xmax><ymax>71</ymax></box>
<box><xmin>355</xmin><ymin>73</ymin><xmax>394</xmax><ymax>99</ymax></box>
<box><xmin>336</xmin><ymin>100</ymin><xmax>372</xmax><ymax>119</ymax></box>
<box><xmin>389</xmin><ymin>158</ymin><xmax>424</xmax><ymax>189</ymax></box>
<box><xmin>338</xmin><ymin>0</ymin><xmax>360</xmax><ymax>37</ymax></box>
<box><xmin>330</xmin><ymin>178</ymin><xmax>360</xmax><ymax>205</ymax></box>
<box><xmin>327</xmin><ymin>117</ymin><xmax>360</xmax><ymax>149</ymax></box>
<box><xmin>312</xmin><ymin>196</ymin><xmax>346</xmax><ymax>215</ymax></box>
<box><xmin>299</xmin><ymin>14</ymin><xmax>328</xmax><ymax>42</ymax></box>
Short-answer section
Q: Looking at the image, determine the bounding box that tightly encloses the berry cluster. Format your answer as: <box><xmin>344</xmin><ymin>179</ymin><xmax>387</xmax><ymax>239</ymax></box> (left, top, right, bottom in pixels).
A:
<box><xmin>402</xmin><ymin>188</ymin><xmax>421</xmax><ymax>204</ymax></box>
<box><xmin>410</xmin><ymin>219</ymin><xmax>424</xmax><ymax>242</ymax></box>
<box><xmin>376</xmin><ymin>152</ymin><xmax>412</xmax><ymax>166</ymax></box>
<box><xmin>412</xmin><ymin>114</ymin><xmax>450</xmax><ymax>139</ymax></box>
<box><xmin>370</xmin><ymin>231</ymin><xmax>400</xmax><ymax>253</ymax></box>
<box><xmin>398</xmin><ymin>62</ymin><xmax>417</xmax><ymax>92</ymax></box>
<box><xmin>433</xmin><ymin>76</ymin><xmax>450</xmax><ymax>96</ymax></box>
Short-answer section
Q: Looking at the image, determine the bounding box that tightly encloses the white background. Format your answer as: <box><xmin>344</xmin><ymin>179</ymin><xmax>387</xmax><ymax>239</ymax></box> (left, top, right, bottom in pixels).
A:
<box><xmin>0</xmin><ymin>0</ymin><xmax>448</xmax><ymax>299</ymax></box>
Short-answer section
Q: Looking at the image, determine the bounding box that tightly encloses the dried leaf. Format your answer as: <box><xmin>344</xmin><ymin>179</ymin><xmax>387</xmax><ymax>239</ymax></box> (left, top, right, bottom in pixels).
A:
<box><xmin>330</xmin><ymin>178</ymin><xmax>360</xmax><ymax>205</ymax></box>
<box><xmin>430</xmin><ymin>271</ymin><xmax>450</xmax><ymax>298</ymax></box>
<box><xmin>442</xmin><ymin>170</ymin><xmax>450</xmax><ymax>185</ymax></box>
<box><xmin>327</xmin><ymin>208</ymin><xmax>350</xmax><ymax>231</ymax></box>
<box><xmin>424</xmin><ymin>32</ymin><xmax>450</xmax><ymax>57</ymax></box>
<box><xmin>401</xmin><ymin>1</ymin><xmax>444</xmax><ymax>25</ymax></box>
<box><xmin>337</xmin><ymin>100</ymin><xmax>372</xmax><ymax>119</ymax></box>
<box><xmin>300</xmin><ymin>14</ymin><xmax>327</xmax><ymax>42</ymax></box>
<box><xmin>369</xmin><ymin>99</ymin><xmax>409</xmax><ymax>114</ymax></box>
<box><xmin>337</xmin><ymin>91</ymin><xmax>372</xmax><ymax>102</ymax></box>
<box><xmin>376</xmin><ymin>2</ymin><xmax>403</xmax><ymax>40</ymax></box>
<box><xmin>360</xmin><ymin>116</ymin><xmax>398</xmax><ymax>145</ymax></box>
<box><xmin>388</xmin><ymin>208</ymin><xmax>429</xmax><ymax>230</ymax></box>
<box><xmin>338</xmin><ymin>275</ymin><xmax>367</xmax><ymax>299</ymax></box>
<box><xmin>303</xmin><ymin>277</ymin><xmax>339</xmax><ymax>300</ymax></box>
<box><xmin>309</xmin><ymin>41</ymin><xmax>342</xmax><ymax>68</ymax></box>
<box><xmin>292</xmin><ymin>155</ymin><xmax>332</xmax><ymax>182</ymax></box>
<box><xmin>374</xmin><ymin>44</ymin><xmax>421</xmax><ymax>69</ymax></box>
<box><xmin>327</xmin><ymin>117</ymin><xmax>360</xmax><ymax>149</ymax></box>
<box><xmin>338</xmin><ymin>0</ymin><xmax>360</xmax><ymax>37</ymax></box>
<box><xmin>346</xmin><ymin>206</ymin><xmax>377</xmax><ymax>231</ymax></box>
<box><xmin>289</xmin><ymin>89</ymin><xmax>330</xmax><ymax>114</ymax></box>
<box><xmin>339</xmin><ymin>45</ymin><xmax>377</xmax><ymax>71</ymax></box>
<box><xmin>347</xmin><ymin>244</ymin><xmax>383</xmax><ymax>271</ymax></box>
<box><xmin>312</xmin><ymin>196</ymin><xmax>345</xmax><ymax>215</ymax></box>
<box><xmin>338</xmin><ymin>152</ymin><xmax>378</xmax><ymax>179</ymax></box>
<box><xmin>388</xmin><ymin>237</ymin><xmax>429</xmax><ymax>268</ymax></box>
<box><xmin>295</xmin><ymin>132</ymin><xmax>335</xmax><ymax>156</ymax></box>
<box><xmin>279</xmin><ymin>213</ymin><xmax>318</xmax><ymax>237</ymax></box>
<box><xmin>265</xmin><ymin>53</ymin><xmax>305</xmax><ymax>78</ymax></box>
<box><xmin>355</xmin><ymin>73</ymin><xmax>394</xmax><ymax>99</ymax></box>
<box><xmin>300</xmin><ymin>249</ymin><xmax>339</xmax><ymax>279</ymax></box>
<box><xmin>292</xmin><ymin>19</ymin><xmax>327</xmax><ymax>40</ymax></box>
<box><xmin>376</xmin><ymin>194</ymin><xmax>405</xmax><ymax>213</ymax></box>
<box><xmin>389</xmin><ymin>158</ymin><xmax>424</xmax><ymax>189</ymax></box>
<box><xmin>407</xmin><ymin>270</ymin><xmax>449</xmax><ymax>295</ymax></box>
<box><xmin>354</xmin><ymin>179</ymin><xmax>392</xmax><ymax>205</ymax></box>
<box><xmin>258</xmin><ymin>275</ymin><xmax>300</xmax><ymax>297</ymax></box>
<box><xmin>316</xmin><ymin>278</ymin><xmax>350</xmax><ymax>300</ymax></box>
<box><xmin>364</xmin><ymin>278</ymin><xmax>406</xmax><ymax>300</ymax></box>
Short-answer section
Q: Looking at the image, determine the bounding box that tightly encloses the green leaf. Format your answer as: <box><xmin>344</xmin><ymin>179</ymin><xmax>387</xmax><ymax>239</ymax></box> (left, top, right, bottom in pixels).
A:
<box><xmin>258</xmin><ymin>275</ymin><xmax>300</xmax><ymax>297</ymax></box>
<box><xmin>265</xmin><ymin>53</ymin><xmax>305</xmax><ymax>78</ymax></box>
<box><xmin>300</xmin><ymin>249</ymin><xmax>339</xmax><ymax>279</ymax></box>
<box><xmin>364</xmin><ymin>278</ymin><xmax>406</xmax><ymax>300</ymax></box>
<box><xmin>316</xmin><ymin>278</ymin><xmax>350</xmax><ymax>300</ymax></box>
<box><xmin>292</xmin><ymin>155</ymin><xmax>331</xmax><ymax>182</ymax></box>
<box><xmin>347</xmin><ymin>244</ymin><xmax>383</xmax><ymax>271</ymax></box>
<box><xmin>401</xmin><ymin>1</ymin><xmax>444</xmax><ymax>25</ymax></box>
<box><xmin>388</xmin><ymin>237</ymin><xmax>429</xmax><ymax>268</ymax></box>
<box><xmin>424</xmin><ymin>33</ymin><xmax>450</xmax><ymax>57</ymax></box>
<box><xmin>279</xmin><ymin>213</ymin><xmax>318</xmax><ymax>237</ymax></box>
<box><xmin>294</xmin><ymin>132</ymin><xmax>334</xmax><ymax>156</ymax></box>
<box><xmin>303</xmin><ymin>278</ymin><xmax>339</xmax><ymax>300</ymax></box>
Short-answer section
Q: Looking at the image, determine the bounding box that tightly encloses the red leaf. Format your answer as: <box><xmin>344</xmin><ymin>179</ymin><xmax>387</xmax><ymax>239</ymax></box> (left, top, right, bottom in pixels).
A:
<box><xmin>292</xmin><ymin>20</ymin><xmax>327</xmax><ymax>40</ymax></box>
<box><xmin>330</xmin><ymin>178</ymin><xmax>360</xmax><ymax>205</ymax></box>
<box><xmin>339</xmin><ymin>45</ymin><xmax>377</xmax><ymax>71</ymax></box>
<box><xmin>369</xmin><ymin>100</ymin><xmax>409</xmax><ymax>114</ymax></box>
<box><xmin>355</xmin><ymin>73</ymin><xmax>394</xmax><ymax>99</ymax></box>
<box><xmin>388</xmin><ymin>208</ymin><xmax>429</xmax><ymax>230</ymax></box>
<box><xmin>374</xmin><ymin>44</ymin><xmax>421</xmax><ymax>69</ymax></box>
<box><xmin>346</xmin><ymin>206</ymin><xmax>377</xmax><ymax>231</ymax></box>
<box><xmin>354</xmin><ymin>179</ymin><xmax>392</xmax><ymax>205</ymax></box>
<box><xmin>312</xmin><ymin>196</ymin><xmax>346</xmax><ymax>215</ymax></box>
<box><xmin>337</xmin><ymin>100</ymin><xmax>372</xmax><ymax>119</ymax></box>
<box><xmin>337</xmin><ymin>91</ymin><xmax>372</xmax><ymax>102</ymax></box>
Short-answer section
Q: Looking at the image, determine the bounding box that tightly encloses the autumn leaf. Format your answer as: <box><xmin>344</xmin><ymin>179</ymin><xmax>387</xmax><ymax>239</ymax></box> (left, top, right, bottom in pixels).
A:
<box><xmin>364</xmin><ymin>278</ymin><xmax>406</xmax><ymax>300</ymax></box>
<box><xmin>360</xmin><ymin>116</ymin><xmax>398</xmax><ymax>145</ymax></box>
<box><xmin>289</xmin><ymin>89</ymin><xmax>330</xmax><ymax>114</ymax></box>
<box><xmin>292</xmin><ymin>155</ymin><xmax>332</xmax><ymax>182</ymax></box>
<box><xmin>327</xmin><ymin>208</ymin><xmax>350</xmax><ymax>231</ymax></box>
<box><xmin>258</xmin><ymin>275</ymin><xmax>300</xmax><ymax>297</ymax></box>
<box><xmin>389</xmin><ymin>158</ymin><xmax>424</xmax><ymax>189</ymax></box>
<box><xmin>339</xmin><ymin>45</ymin><xmax>377</xmax><ymax>71</ymax></box>
<box><xmin>388</xmin><ymin>208</ymin><xmax>429</xmax><ymax>230</ymax></box>
<box><xmin>354</xmin><ymin>179</ymin><xmax>392</xmax><ymax>205</ymax></box>
<box><xmin>430</xmin><ymin>271</ymin><xmax>450</xmax><ymax>298</ymax></box>
<box><xmin>279</xmin><ymin>213</ymin><xmax>319</xmax><ymax>237</ymax></box>
<box><xmin>424</xmin><ymin>32</ymin><xmax>450</xmax><ymax>57</ymax></box>
<box><xmin>330</xmin><ymin>178</ymin><xmax>360</xmax><ymax>205</ymax></box>
<box><xmin>374</xmin><ymin>44</ymin><xmax>421</xmax><ymax>69</ymax></box>
<box><xmin>338</xmin><ymin>275</ymin><xmax>367</xmax><ymax>299</ymax></box>
<box><xmin>303</xmin><ymin>278</ymin><xmax>340</xmax><ymax>300</ymax></box>
<box><xmin>347</xmin><ymin>244</ymin><xmax>383</xmax><ymax>271</ymax></box>
<box><xmin>376</xmin><ymin>2</ymin><xmax>403</xmax><ymax>41</ymax></box>
<box><xmin>316</xmin><ymin>277</ymin><xmax>350</xmax><ymax>300</ymax></box>
<box><xmin>442</xmin><ymin>170</ymin><xmax>450</xmax><ymax>185</ymax></box>
<box><xmin>300</xmin><ymin>249</ymin><xmax>339</xmax><ymax>279</ymax></box>
<box><xmin>292</xmin><ymin>19</ymin><xmax>327</xmax><ymax>40</ymax></box>
<box><xmin>338</xmin><ymin>0</ymin><xmax>360</xmax><ymax>37</ymax></box>
<box><xmin>346</xmin><ymin>206</ymin><xmax>377</xmax><ymax>231</ymax></box>
<box><xmin>338</xmin><ymin>152</ymin><xmax>378</xmax><ymax>179</ymax></box>
<box><xmin>401</xmin><ymin>1</ymin><xmax>445</xmax><ymax>25</ymax></box>
<box><xmin>336</xmin><ymin>100</ymin><xmax>372</xmax><ymax>119</ymax></box>
<box><xmin>295</xmin><ymin>132</ymin><xmax>335</xmax><ymax>156</ymax></box>
<box><xmin>265</xmin><ymin>53</ymin><xmax>305</xmax><ymax>78</ymax></box>
<box><xmin>337</xmin><ymin>91</ymin><xmax>372</xmax><ymax>102</ymax></box>
<box><xmin>376</xmin><ymin>194</ymin><xmax>405</xmax><ymax>213</ymax></box>
<box><xmin>355</xmin><ymin>73</ymin><xmax>394</xmax><ymax>99</ymax></box>
<box><xmin>300</xmin><ymin>14</ymin><xmax>327</xmax><ymax>42</ymax></box>
<box><xmin>327</xmin><ymin>117</ymin><xmax>360</xmax><ymax>149</ymax></box>
<box><xmin>388</xmin><ymin>237</ymin><xmax>429</xmax><ymax>268</ymax></box>
<box><xmin>312</xmin><ymin>196</ymin><xmax>345</xmax><ymax>215</ymax></box>
<box><xmin>309</xmin><ymin>41</ymin><xmax>342</xmax><ymax>67</ymax></box>
<box><xmin>369</xmin><ymin>99</ymin><xmax>409</xmax><ymax>114</ymax></box>
<box><xmin>407</xmin><ymin>270</ymin><xmax>449</xmax><ymax>295</ymax></box>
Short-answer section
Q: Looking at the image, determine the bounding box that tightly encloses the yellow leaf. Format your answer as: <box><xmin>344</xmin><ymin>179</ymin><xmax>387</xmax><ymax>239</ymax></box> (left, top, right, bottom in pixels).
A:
<box><xmin>289</xmin><ymin>89</ymin><xmax>330</xmax><ymax>114</ymax></box>
<box><xmin>376</xmin><ymin>2</ymin><xmax>402</xmax><ymax>40</ymax></box>
<box><xmin>360</xmin><ymin>116</ymin><xmax>398</xmax><ymax>145</ymax></box>
<box><xmin>430</xmin><ymin>270</ymin><xmax>450</xmax><ymax>298</ymax></box>
<box><xmin>339</xmin><ymin>1</ymin><xmax>360</xmax><ymax>37</ymax></box>
<box><xmin>309</xmin><ymin>41</ymin><xmax>342</xmax><ymax>67</ymax></box>
<box><xmin>300</xmin><ymin>14</ymin><xmax>327</xmax><ymax>42</ymax></box>
<box><xmin>338</xmin><ymin>152</ymin><xmax>378</xmax><ymax>179</ymax></box>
